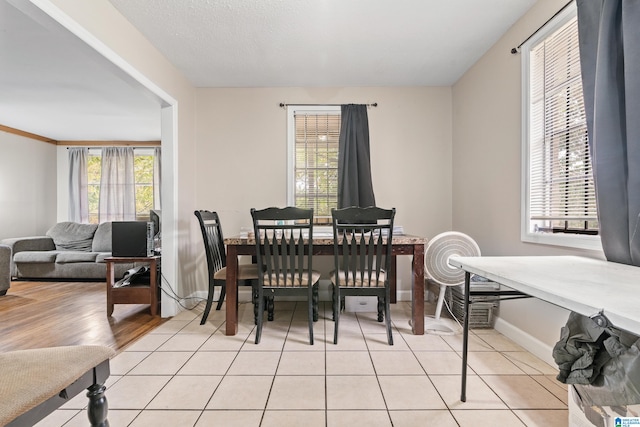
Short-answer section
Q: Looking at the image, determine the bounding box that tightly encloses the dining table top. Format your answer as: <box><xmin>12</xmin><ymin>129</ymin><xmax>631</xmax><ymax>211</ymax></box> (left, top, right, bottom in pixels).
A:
<box><xmin>224</xmin><ymin>234</ymin><xmax>427</xmax><ymax>246</ymax></box>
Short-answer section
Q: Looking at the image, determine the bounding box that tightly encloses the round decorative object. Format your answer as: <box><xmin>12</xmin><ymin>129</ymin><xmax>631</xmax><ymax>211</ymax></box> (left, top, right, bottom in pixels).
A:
<box><xmin>425</xmin><ymin>232</ymin><xmax>480</xmax><ymax>286</ymax></box>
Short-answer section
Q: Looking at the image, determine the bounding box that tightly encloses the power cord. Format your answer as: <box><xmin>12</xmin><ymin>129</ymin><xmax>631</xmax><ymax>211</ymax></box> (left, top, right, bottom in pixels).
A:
<box><xmin>442</xmin><ymin>288</ymin><xmax>463</xmax><ymax>329</ymax></box>
<box><xmin>158</xmin><ymin>272</ymin><xmax>206</xmax><ymax>311</ymax></box>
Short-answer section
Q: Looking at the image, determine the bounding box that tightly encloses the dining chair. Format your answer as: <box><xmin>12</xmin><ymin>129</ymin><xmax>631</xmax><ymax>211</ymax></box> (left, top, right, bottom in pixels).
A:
<box><xmin>251</xmin><ymin>207</ymin><xmax>320</xmax><ymax>345</ymax></box>
<box><xmin>330</xmin><ymin>206</ymin><xmax>396</xmax><ymax>345</ymax></box>
<box><xmin>194</xmin><ymin>210</ymin><xmax>271</xmax><ymax>325</ymax></box>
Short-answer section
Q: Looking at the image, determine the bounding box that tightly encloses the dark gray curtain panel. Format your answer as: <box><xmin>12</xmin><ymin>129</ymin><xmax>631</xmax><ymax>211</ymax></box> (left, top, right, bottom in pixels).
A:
<box><xmin>577</xmin><ymin>0</ymin><xmax>640</xmax><ymax>265</ymax></box>
<box><xmin>338</xmin><ymin>104</ymin><xmax>376</xmax><ymax>208</ymax></box>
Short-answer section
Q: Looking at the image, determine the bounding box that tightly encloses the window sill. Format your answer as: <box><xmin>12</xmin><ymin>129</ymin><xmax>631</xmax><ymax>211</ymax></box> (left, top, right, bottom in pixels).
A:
<box><xmin>521</xmin><ymin>231</ymin><xmax>603</xmax><ymax>252</ymax></box>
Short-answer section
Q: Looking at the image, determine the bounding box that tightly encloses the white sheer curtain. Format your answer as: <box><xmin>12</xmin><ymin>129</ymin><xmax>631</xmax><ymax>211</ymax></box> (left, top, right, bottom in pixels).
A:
<box><xmin>68</xmin><ymin>147</ymin><xmax>89</xmax><ymax>223</ymax></box>
<box><xmin>99</xmin><ymin>147</ymin><xmax>136</xmax><ymax>222</ymax></box>
<box><xmin>153</xmin><ymin>146</ymin><xmax>162</xmax><ymax>209</ymax></box>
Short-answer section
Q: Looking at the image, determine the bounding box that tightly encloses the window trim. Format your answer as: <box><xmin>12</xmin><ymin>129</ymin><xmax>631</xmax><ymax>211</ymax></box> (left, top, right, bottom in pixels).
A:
<box><xmin>520</xmin><ymin>1</ymin><xmax>602</xmax><ymax>252</ymax></box>
<box><xmin>286</xmin><ymin>105</ymin><xmax>341</xmax><ymax>217</ymax></box>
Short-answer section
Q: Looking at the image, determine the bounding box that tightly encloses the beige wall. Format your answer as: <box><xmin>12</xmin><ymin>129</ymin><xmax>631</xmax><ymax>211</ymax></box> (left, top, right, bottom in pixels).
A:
<box><xmin>195</xmin><ymin>86</ymin><xmax>453</xmax><ymax>299</ymax></box>
<box><xmin>452</xmin><ymin>0</ymin><xmax>605</xmax><ymax>361</ymax></box>
<box><xmin>0</xmin><ymin>131</ymin><xmax>57</xmax><ymax>240</ymax></box>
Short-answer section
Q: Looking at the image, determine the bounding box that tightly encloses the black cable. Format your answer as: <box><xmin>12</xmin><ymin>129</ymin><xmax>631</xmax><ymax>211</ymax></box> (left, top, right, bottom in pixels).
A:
<box><xmin>158</xmin><ymin>272</ymin><xmax>206</xmax><ymax>311</ymax></box>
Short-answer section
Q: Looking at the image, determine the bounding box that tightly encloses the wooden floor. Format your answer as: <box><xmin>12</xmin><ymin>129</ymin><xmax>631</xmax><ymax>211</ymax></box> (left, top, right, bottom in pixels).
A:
<box><xmin>0</xmin><ymin>280</ymin><xmax>166</xmax><ymax>353</ymax></box>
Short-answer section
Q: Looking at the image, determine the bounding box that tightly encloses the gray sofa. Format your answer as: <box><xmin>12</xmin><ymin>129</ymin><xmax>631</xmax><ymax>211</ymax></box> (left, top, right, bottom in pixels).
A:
<box><xmin>0</xmin><ymin>244</ymin><xmax>10</xmax><ymax>295</ymax></box>
<box><xmin>1</xmin><ymin>222</ymin><xmax>135</xmax><ymax>282</ymax></box>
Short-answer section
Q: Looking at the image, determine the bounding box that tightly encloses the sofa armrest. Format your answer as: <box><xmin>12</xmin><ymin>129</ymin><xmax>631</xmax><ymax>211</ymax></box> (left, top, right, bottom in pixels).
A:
<box><xmin>0</xmin><ymin>236</ymin><xmax>56</xmax><ymax>253</ymax></box>
<box><xmin>0</xmin><ymin>237</ymin><xmax>56</xmax><ymax>278</ymax></box>
<box><xmin>0</xmin><ymin>244</ymin><xmax>10</xmax><ymax>294</ymax></box>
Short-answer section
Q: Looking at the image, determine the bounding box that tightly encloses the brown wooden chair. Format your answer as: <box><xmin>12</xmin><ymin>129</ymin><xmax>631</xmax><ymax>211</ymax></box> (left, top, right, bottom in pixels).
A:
<box><xmin>331</xmin><ymin>206</ymin><xmax>396</xmax><ymax>345</ymax></box>
<box><xmin>194</xmin><ymin>210</ymin><xmax>271</xmax><ymax>325</ymax></box>
<box><xmin>251</xmin><ymin>207</ymin><xmax>320</xmax><ymax>344</ymax></box>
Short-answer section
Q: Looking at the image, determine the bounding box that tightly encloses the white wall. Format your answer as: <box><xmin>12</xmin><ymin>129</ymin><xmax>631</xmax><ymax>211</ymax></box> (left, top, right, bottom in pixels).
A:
<box><xmin>0</xmin><ymin>130</ymin><xmax>57</xmax><ymax>240</ymax></box>
<box><xmin>451</xmin><ymin>0</ymin><xmax>605</xmax><ymax>363</ymax></box>
<box><xmin>195</xmin><ymin>86</ymin><xmax>453</xmax><ymax>300</ymax></box>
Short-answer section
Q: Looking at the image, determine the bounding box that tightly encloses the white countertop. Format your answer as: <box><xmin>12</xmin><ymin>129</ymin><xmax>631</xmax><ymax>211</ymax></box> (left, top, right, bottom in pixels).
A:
<box><xmin>448</xmin><ymin>255</ymin><xmax>640</xmax><ymax>336</ymax></box>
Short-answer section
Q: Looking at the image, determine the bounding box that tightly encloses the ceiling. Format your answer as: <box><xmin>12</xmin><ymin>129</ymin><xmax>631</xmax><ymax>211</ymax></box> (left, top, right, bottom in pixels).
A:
<box><xmin>0</xmin><ymin>0</ymin><xmax>537</xmax><ymax>141</ymax></box>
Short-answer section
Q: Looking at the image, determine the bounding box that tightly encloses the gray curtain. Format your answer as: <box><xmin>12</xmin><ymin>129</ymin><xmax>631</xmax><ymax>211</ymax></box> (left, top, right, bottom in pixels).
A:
<box><xmin>98</xmin><ymin>147</ymin><xmax>136</xmax><ymax>222</ymax></box>
<box><xmin>577</xmin><ymin>0</ymin><xmax>640</xmax><ymax>265</ymax></box>
<box><xmin>68</xmin><ymin>147</ymin><xmax>88</xmax><ymax>223</ymax></box>
<box><xmin>153</xmin><ymin>146</ymin><xmax>162</xmax><ymax>209</ymax></box>
<box><xmin>338</xmin><ymin>104</ymin><xmax>376</xmax><ymax>208</ymax></box>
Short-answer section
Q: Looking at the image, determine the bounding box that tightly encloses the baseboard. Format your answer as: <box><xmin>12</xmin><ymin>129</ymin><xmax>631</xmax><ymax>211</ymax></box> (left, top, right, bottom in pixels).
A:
<box><xmin>175</xmin><ymin>281</ymin><xmax>416</xmax><ymax>313</ymax></box>
<box><xmin>493</xmin><ymin>316</ymin><xmax>556</xmax><ymax>367</ymax></box>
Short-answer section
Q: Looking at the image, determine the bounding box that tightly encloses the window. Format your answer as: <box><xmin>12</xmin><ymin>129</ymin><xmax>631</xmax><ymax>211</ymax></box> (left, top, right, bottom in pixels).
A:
<box><xmin>287</xmin><ymin>106</ymin><xmax>340</xmax><ymax>223</ymax></box>
<box><xmin>521</xmin><ymin>2</ymin><xmax>600</xmax><ymax>251</ymax></box>
<box><xmin>87</xmin><ymin>148</ymin><xmax>158</xmax><ymax>224</ymax></box>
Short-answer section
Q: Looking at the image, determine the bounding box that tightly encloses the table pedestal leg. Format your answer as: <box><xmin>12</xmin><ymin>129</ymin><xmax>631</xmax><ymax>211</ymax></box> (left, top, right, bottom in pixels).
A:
<box><xmin>225</xmin><ymin>246</ymin><xmax>239</xmax><ymax>335</ymax></box>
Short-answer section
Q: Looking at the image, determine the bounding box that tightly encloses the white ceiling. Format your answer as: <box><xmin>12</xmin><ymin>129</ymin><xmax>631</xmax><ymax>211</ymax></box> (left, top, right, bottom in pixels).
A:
<box><xmin>0</xmin><ymin>0</ymin><xmax>163</xmax><ymax>141</ymax></box>
<box><xmin>0</xmin><ymin>0</ymin><xmax>537</xmax><ymax>141</ymax></box>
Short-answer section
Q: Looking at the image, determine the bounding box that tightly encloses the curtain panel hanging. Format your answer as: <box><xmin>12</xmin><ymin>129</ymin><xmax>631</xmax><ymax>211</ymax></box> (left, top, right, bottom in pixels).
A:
<box><xmin>577</xmin><ymin>0</ymin><xmax>640</xmax><ymax>264</ymax></box>
<box><xmin>68</xmin><ymin>147</ymin><xmax>89</xmax><ymax>223</ymax></box>
<box><xmin>337</xmin><ymin>104</ymin><xmax>376</xmax><ymax>208</ymax></box>
<box><xmin>153</xmin><ymin>147</ymin><xmax>162</xmax><ymax>210</ymax></box>
<box><xmin>98</xmin><ymin>147</ymin><xmax>136</xmax><ymax>222</ymax></box>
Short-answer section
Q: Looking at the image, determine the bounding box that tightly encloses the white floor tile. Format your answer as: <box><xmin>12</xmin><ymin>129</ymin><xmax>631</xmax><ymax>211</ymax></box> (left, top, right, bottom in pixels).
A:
<box><xmin>66</xmin><ymin>301</ymin><xmax>568</xmax><ymax>425</ymax></box>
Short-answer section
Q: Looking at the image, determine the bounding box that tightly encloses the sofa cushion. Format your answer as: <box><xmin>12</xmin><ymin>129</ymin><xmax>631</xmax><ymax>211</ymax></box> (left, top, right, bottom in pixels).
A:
<box><xmin>47</xmin><ymin>222</ymin><xmax>98</xmax><ymax>252</ymax></box>
<box><xmin>55</xmin><ymin>252</ymin><xmax>98</xmax><ymax>264</ymax></box>
<box><xmin>14</xmin><ymin>251</ymin><xmax>59</xmax><ymax>263</ymax></box>
<box><xmin>92</xmin><ymin>222</ymin><xmax>112</xmax><ymax>252</ymax></box>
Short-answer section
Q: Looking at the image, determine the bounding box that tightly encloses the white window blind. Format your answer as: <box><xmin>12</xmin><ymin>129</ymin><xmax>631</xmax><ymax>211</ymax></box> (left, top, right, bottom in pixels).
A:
<box><xmin>528</xmin><ymin>15</ymin><xmax>598</xmax><ymax>233</ymax></box>
<box><xmin>293</xmin><ymin>110</ymin><xmax>340</xmax><ymax>220</ymax></box>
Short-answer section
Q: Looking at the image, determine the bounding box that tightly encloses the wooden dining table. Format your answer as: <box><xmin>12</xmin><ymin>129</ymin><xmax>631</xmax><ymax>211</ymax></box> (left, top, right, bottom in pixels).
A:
<box><xmin>224</xmin><ymin>234</ymin><xmax>427</xmax><ymax>336</ymax></box>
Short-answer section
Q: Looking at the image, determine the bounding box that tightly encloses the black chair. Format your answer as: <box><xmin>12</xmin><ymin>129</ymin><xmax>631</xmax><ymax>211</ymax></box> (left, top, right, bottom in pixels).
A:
<box><xmin>331</xmin><ymin>206</ymin><xmax>396</xmax><ymax>345</ymax></box>
<box><xmin>251</xmin><ymin>207</ymin><xmax>320</xmax><ymax>345</ymax></box>
<box><xmin>194</xmin><ymin>210</ymin><xmax>270</xmax><ymax>325</ymax></box>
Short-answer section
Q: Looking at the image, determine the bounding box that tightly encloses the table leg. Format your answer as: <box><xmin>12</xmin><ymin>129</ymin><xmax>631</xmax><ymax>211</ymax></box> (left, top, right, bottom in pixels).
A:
<box><xmin>460</xmin><ymin>271</ymin><xmax>471</xmax><ymax>402</ymax></box>
<box><xmin>411</xmin><ymin>243</ymin><xmax>425</xmax><ymax>335</ymax></box>
<box><xmin>106</xmin><ymin>261</ymin><xmax>114</xmax><ymax>317</ymax></box>
<box><xmin>390</xmin><ymin>256</ymin><xmax>397</xmax><ymax>304</ymax></box>
<box><xmin>225</xmin><ymin>246</ymin><xmax>239</xmax><ymax>335</ymax></box>
<box><xmin>149</xmin><ymin>259</ymin><xmax>157</xmax><ymax>316</ymax></box>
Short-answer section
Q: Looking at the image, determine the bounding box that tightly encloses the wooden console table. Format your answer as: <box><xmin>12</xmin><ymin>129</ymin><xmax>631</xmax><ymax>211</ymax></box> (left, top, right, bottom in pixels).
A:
<box><xmin>105</xmin><ymin>256</ymin><xmax>160</xmax><ymax>316</ymax></box>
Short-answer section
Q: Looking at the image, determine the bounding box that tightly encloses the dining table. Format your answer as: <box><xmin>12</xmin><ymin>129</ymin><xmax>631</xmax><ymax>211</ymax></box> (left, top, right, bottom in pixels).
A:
<box><xmin>223</xmin><ymin>233</ymin><xmax>427</xmax><ymax>336</ymax></box>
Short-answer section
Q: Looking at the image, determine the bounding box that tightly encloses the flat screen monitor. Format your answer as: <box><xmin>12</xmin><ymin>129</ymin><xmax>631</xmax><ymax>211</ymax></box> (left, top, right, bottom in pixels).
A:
<box><xmin>150</xmin><ymin>209</ymin><xmax>161</xmax><ymax>238</ymax></box>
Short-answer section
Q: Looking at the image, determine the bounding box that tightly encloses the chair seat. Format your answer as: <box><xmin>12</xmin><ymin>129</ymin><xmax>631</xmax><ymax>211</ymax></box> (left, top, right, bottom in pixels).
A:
<box><xmin>331</xmin><ymin>270</ymin><xmax>386</xmax><ymax>288</ymax></box>
<box><xmin>263</xmin><ymin>270</ymin><xmax>321</xmax><ymax>287</ymax></box>
<box><xmin>213</xmin><ymin>264</ymin><xmax>259</xmax><ymax>281</ymax></box>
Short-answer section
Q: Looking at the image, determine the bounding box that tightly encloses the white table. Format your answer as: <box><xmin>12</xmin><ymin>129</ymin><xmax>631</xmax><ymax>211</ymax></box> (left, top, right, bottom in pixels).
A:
<box><xmin>448</xmin><ymin>255</ymin><xmax>640</xmax><ymax>402</ymax></box>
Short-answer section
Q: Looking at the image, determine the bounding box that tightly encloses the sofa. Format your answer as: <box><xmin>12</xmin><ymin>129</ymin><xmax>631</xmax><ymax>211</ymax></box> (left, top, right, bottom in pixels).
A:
<box><xmin>1</xmin><ymin>222</ymin><xmax>135</xmax><ymax>282</ymax></box>
<box><xmin>0</xmin><ymin>244</ymin><xmax>10</xmax><ymax>295</ymax></box>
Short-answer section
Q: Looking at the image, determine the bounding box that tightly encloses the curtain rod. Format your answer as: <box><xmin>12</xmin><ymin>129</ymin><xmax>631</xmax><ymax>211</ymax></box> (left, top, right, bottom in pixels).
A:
<box><xmin>279</xmin><ymin>102</ymin><xmax>378</xmax><ymax>108</ymax></box>
<box><xmin>510</xmin><ymin>0</ymin><xmax>573</xmax><ymax>54</ymax></box>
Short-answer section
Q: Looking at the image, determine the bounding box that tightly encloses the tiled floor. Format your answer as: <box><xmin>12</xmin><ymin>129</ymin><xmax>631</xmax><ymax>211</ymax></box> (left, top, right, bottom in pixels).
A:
<box><xmin>38</xmin><ymin>301</ymin><xmax>568</xmax><ymax>426</ymax></box>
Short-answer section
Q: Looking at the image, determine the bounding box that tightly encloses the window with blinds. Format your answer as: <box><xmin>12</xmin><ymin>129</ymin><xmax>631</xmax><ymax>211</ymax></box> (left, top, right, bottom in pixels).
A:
<box><xmin>525</xmin><ymin>10</ymin><xmax>598</xmax><ymax>239</ymax></box>
<box><xmin>289</xmin><ymin>108</ymin><xmax>340</xmax><ymax>222</ymax></box>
